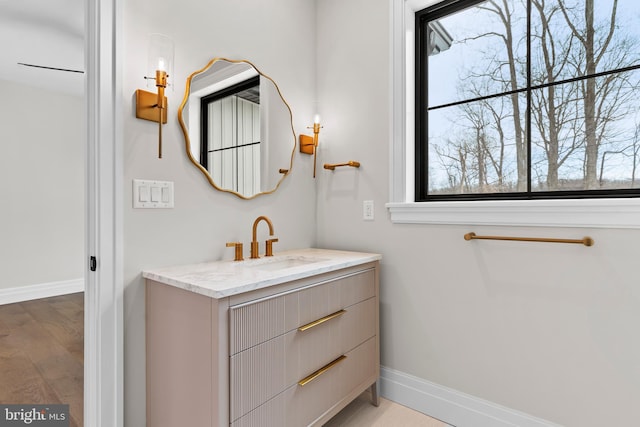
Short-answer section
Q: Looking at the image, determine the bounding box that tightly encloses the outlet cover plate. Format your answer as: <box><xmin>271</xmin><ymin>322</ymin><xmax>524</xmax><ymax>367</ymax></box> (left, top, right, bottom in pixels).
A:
<box><xmin>363</xmin><ymin>200</ymin><xmax>374</xmax><ymax>220</ymax></box>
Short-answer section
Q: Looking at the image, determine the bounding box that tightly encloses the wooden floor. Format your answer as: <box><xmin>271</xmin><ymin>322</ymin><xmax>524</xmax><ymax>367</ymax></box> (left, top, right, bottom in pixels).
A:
<box><xmin>324</xmin><ymin>392</ymin><xmax>451</xmax><ymax>427</ymax></box>
<box><xmin>0</xmin><ymin>293</ymin><xmax>84</xmax><ymax>427</ymax></box>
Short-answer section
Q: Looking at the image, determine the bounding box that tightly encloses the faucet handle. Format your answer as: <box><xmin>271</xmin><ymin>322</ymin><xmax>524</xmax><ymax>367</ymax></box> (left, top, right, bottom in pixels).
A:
<box><xmin>226</xmin><ymin>242</ymin><xmax>244</xmax><ymax>261</ymax></box>
<box><xmin>265</xmin><ymin>238</ymin><xmax>279</xmax><ymax>257</ymax></box>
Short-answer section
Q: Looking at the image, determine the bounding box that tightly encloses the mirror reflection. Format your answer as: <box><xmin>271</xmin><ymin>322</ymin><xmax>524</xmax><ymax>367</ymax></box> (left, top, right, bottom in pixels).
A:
<box><xmin>178</xmin><ymin>58</ymin><xmax>295</xmax><ymax>199</ymax></box>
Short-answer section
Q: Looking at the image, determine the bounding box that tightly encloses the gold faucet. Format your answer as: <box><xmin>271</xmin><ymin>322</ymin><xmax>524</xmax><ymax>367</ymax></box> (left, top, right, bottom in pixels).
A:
<box><xmin>251</xmin><ymin>216</ymin><xmax>276</xmax><ymax>258</ymax></box>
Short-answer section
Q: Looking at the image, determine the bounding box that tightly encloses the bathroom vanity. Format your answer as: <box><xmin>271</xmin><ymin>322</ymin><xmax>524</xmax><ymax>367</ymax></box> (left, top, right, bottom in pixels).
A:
<box><xmin>143</xmin><ymin>248</ymin><xmax>381</xmax><ymax>427</ymax></box>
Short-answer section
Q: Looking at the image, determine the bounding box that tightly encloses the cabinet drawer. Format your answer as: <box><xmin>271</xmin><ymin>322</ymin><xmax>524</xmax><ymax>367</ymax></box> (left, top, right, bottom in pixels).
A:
<box><xmin>231</xmin><ymin>336</ymin><xmax>377</xmax><ymax>427</ymax></box>
<box><xmin>230</xmin><ymin>268</ymin><xmax>375</xmax><ymax>354</ymax></box>
<box><xmin>230</xmin><ymin>297</ymin><xmax>376</xmax><ymax>421</ymax></box>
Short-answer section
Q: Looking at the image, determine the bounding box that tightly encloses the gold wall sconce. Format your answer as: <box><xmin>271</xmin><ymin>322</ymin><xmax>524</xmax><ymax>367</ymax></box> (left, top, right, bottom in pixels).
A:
<box><xmin>324</xmin><ymin>161</ymin><xmax>361</xmax><ymax>171</ymax></box>
<box><xmin>135</xmin><ymin>34</ymin><xmax>174</xmax><ymax>159</ymax></box>
<box><xmin>299</xmin><ymin>114</ymin><xmax>322</xmax><ymax>177</ymax></box>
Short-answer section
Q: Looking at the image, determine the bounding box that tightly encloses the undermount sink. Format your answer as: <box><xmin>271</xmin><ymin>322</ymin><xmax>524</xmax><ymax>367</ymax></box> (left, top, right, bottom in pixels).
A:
<box><xmin>242</xmin><ymin>255</ymin><xmax>326</xmax><ymax>272</ymax></box>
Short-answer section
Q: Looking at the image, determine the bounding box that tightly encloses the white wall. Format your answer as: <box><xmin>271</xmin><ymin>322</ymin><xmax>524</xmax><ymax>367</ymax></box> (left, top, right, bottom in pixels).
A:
<box><xmin>315</xmin><ymin>1</ymin><xmax>640</xmax><ymax>427</ymax></box>
<box><xmin>0</xmin><ymin>79</ymin><xmax>84</xmax><ymax>290</ymax></box>
<box><xmin>122</xmin><ymin>0</ymin><xmax>317</xmax><ymax>425</ymax></box>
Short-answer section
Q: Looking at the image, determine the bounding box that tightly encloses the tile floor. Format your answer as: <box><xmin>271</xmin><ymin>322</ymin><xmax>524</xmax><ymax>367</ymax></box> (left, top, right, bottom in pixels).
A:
<box><xmin>324</xmin><ymin>393</ymin><xmax>451</xmax><ymax>427</ymax></box>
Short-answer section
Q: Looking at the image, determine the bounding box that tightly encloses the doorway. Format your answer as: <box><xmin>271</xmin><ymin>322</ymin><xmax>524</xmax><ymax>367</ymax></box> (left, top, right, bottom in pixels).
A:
<box><xmin>0</xmin><ymin>1</ymin><xmax>86</xmax><ymax>418</ymax></box>
<box><xmin>1</xmin><ymin>0</ymin><xmax>123</xmax><ymax>425</ymax></box>
<box><xmin>0</xmin><ymin>1</ymin><xmax>95</xmax><ymax>425</ymax></box>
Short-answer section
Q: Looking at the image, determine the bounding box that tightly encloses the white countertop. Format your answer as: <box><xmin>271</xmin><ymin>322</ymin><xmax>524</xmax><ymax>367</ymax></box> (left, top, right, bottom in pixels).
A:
<box><xmin>142</xmin><ymin>248</ymin><xmax>381</xmax><ymax>299</ymax></box>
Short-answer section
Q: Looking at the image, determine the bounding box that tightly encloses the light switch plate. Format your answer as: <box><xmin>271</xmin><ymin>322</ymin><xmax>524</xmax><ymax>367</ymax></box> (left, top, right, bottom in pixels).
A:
<box><xmin>133</xmin><ymin>179</ymin><xmax>174</xmax><ymax>208</ymax></box>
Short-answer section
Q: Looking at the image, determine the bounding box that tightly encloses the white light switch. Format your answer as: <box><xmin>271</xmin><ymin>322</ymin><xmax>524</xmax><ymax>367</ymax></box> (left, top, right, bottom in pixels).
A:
<box><xmin>150</xmin><ymin>186</ymin><xmax>161</xmax><ymax>202</ymax></box>
<box><xmin>133</xmin><ymin>179</ymin><xmax>174</xmax><ymax>208</ymax></box>
<box><xmin>161</xmin><ymin>187</ymin><xmax>170</xmax><ymax>203</ymax></box>
<box><xmin>139</xmin><ymin>185</ymin><xmax>150</xmax><ymax>202</ymax></box>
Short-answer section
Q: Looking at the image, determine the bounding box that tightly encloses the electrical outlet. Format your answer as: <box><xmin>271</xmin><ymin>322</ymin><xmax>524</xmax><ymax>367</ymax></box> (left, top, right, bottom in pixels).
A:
<box><xmin>363</xmin><ymin>200</ymin><xmax>374</xmax><ymax>221</ymax></box>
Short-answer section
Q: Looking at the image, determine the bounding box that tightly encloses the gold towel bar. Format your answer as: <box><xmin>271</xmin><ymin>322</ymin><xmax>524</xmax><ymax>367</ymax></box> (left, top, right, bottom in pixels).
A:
<box><xmin>323</xmin><ymin>161</ymin><xmax>360</xmax><ymax>170</ymax></box>
<box><xmin>464</xmin><ymin>232</ymin><xmax>594</xmax><ymax>247</ymax></box>
<box><xmin>298</xmin><ymin>355</ymin><xmax>347</xmax><ymax>386</ymax></box>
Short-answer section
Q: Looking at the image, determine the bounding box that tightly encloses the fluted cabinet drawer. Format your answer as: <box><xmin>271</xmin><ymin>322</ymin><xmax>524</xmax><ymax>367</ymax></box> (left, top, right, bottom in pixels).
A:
<box><xmin>230</xmin><ymin>297</ymin><xmax>376</xmax><ymax>421</ymax></box>
<box><xmin>231</xmin><ymin>337</ymin><xmax>377</xmax><ymax>427</ymax></box>
<box><xmin>338</xmin><ymin>268</ymin><xmax>375</xmax><ymax>308</ymax></box>
<box><xmin>229</xmin><ymin>291</ymin><xmax>295</xmax><ymax>356</ymax></box>
<box><xmin>230</xmin><ymin>268</ymin><xmax>375</xmax><ymax>354</ymax></box>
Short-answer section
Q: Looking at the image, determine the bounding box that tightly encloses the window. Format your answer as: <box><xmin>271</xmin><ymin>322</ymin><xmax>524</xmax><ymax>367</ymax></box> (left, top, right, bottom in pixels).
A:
<box><xmin>200</xmin><ymin>76</ymin><xmax>261</xmax><ymax>195</ymax></box>
<box><xmin>415</xmin><ymin>0</ymin><xmax>640</xmax><ymax>202</ymax></box>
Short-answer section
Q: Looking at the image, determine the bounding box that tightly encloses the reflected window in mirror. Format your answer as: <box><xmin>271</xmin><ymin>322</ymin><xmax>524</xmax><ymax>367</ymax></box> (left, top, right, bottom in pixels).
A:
<box><xmin>201</xmin><ymin>76</ymin><xmax>261</xmax><ymax>196</ymax></box>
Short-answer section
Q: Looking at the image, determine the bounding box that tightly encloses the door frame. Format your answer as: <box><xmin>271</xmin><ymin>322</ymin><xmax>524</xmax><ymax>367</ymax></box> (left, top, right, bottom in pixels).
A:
<box><xmin>85</xmin><ymin>0</ymin><xmax>123</xmax><ymax>425</ymax></box>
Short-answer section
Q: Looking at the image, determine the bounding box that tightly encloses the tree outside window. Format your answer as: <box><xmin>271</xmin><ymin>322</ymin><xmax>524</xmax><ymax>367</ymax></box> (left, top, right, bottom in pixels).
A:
<box><xmin>416</xmin><ymin>0</ymin><xmax>640</xmax><ymax>201</ymax></box>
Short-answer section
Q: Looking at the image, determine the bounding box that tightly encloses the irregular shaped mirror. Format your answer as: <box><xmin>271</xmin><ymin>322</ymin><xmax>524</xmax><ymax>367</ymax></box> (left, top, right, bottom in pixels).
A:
<box><xmin>178</xmin><ymin>58</ymin><xmax>295</xmax><ymax>199</ymax></box>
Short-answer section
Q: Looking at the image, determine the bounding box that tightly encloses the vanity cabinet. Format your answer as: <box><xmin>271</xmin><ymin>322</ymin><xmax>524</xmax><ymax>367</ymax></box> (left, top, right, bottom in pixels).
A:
<box><xmin>145</xmin><ymin>254</ymin><xmax>379</xmax><ymax>427</ymax></box>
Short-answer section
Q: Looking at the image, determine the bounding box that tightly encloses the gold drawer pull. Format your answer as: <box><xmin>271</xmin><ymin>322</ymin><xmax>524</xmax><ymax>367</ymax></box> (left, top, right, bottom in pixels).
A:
<box><xmin>298</xmin><ymin>355</ymin><xmax>347</xmax><ymax>387</ymax></box>
<box><xmin>298</xmin><ymin>309</ymin><xmax>346</xmax><ymax>332</ymax></box>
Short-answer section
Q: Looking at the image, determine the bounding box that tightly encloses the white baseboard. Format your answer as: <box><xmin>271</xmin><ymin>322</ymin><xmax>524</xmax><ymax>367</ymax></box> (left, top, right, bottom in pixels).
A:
<box><xmin>0</xmin><ymin>278</ymin><xmax>84</xmax><ymax>305</ymax></box>
<box><xmin>379</xmin><ymin>366</ymin><xmax>562</xmax><ymax>427</ymax></box>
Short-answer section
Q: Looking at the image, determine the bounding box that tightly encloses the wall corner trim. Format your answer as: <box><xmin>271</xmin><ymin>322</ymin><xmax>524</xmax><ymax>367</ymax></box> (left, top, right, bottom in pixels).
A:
<box><xmin>379</xmin><ymin>366</ymin><xmax>561</xmax><ymax>427</ymax></box>
<box><xmin>0</xmin><ymin>278</ymin><xmax>84</xmax><ymax>306</ymax></box>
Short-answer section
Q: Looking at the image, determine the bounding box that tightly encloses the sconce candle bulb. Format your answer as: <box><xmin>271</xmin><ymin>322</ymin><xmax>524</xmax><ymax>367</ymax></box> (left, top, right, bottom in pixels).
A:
<box><xmin>155</xmin><ymin>69</ymin><xmax>168</xmax><ymax>158</ymax></box>
<box><xmin>312</xmin><ymin>115</ymin><xmax>321</xmax><ymax>178</ymax></box>
<box><xmin>300</xmin><ymin>114</ymin><xmax>323</xmax><ymax>178</ymax></box>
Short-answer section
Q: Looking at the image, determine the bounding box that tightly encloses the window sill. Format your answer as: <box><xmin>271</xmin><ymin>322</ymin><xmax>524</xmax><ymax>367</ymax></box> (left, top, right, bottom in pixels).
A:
<box><xmin>386</xmin><ymin>199</ymin><xmax>640</xmax><ymax>228</ymax></box>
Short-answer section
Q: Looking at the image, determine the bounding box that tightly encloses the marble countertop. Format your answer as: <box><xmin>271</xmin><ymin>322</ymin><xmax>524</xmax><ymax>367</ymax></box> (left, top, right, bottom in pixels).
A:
<box><xmin>142</xmin><ymin>248</ymin><xmax>381</xmax><ymax>299</ymax></box>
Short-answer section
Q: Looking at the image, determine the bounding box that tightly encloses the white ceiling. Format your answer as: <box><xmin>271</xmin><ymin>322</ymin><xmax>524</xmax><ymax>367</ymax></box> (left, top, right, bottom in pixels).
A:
<box><xmin>0</xmin><ymin>0</ymin><xmax>84</xmax><ymax>96</ymax></box>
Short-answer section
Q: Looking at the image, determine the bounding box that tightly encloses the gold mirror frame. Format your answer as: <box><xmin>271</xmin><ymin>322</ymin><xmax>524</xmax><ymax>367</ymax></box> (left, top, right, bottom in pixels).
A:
<box><xmin>178</xmin><ymin>58</ymin><xmax>296</xmax><ymax>199</ymax></box>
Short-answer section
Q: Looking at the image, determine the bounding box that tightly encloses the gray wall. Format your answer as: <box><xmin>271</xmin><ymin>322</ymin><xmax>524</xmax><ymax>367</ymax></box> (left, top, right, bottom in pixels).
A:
<box><xmin>315</xmin><ymin>1</ymin><xmax>640</xmax><ymax>426</ymax></box>
<box><xmin>0</xmin><ymin>79</ymin><xmax>84</xmax><ymax>289</ymax></box>
<box><xmin>122</xmin><ymin>0</ymin><xmax>317</xmax><ymax>425</ymax></box>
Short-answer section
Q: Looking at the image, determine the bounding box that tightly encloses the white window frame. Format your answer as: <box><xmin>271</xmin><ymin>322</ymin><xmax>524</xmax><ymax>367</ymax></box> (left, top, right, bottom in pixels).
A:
<box><xmin>386</xmin><ymin>0</ymin><xmax>640</xmax><ymax>229</ymax></box>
